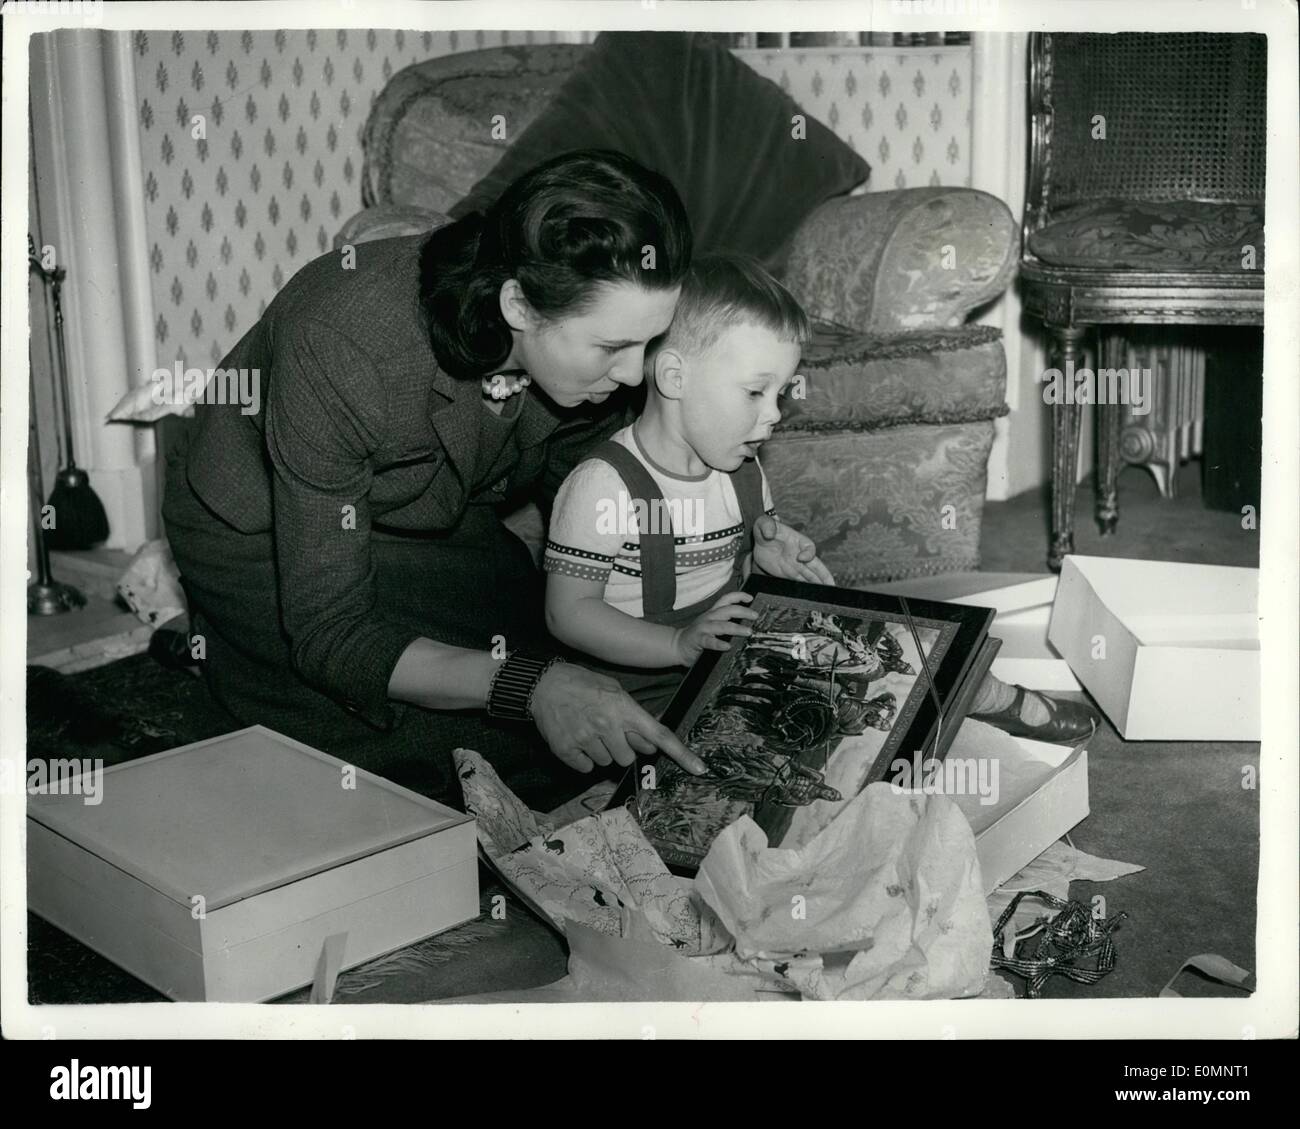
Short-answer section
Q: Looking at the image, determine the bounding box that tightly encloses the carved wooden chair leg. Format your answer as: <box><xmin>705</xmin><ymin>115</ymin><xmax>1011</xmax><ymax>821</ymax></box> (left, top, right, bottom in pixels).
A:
<box><xmin>1095</xmin><ymin>329</ymin><xmax>1125</xmax><ymax>535</ymax></box>
<box><xmin>1048</xmin><ymin>324</ymin><xmax>1086</xmax><ymax>571</ymax></box>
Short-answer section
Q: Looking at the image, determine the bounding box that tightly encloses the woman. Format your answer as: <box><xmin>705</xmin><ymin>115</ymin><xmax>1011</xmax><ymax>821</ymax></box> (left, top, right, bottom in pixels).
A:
<box><xmin>163</xmin><ymin>151</ymin><xmax>749</xmax><ymax>805</ymax></box>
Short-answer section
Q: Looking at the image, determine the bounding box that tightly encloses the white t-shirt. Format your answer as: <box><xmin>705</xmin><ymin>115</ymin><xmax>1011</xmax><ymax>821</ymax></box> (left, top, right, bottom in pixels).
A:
<box><xmin>544</xmin><ymin>424</ymin><xmax>775</xmax><ymax>619</ymax></box>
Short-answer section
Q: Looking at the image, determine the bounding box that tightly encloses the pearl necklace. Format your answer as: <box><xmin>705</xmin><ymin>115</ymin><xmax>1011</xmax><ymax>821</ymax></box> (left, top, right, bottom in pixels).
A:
<box><xmin>482</xmin><ymin>369</ymin><xmax>531</xmax><ymax>401</ymax></box>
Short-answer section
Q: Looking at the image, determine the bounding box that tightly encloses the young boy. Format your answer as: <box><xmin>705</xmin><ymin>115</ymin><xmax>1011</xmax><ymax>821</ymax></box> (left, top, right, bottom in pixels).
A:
<box><xmin>543</xmin><ymin>255</ymin><xmax>826</xmax><ymax>712</ymax></box>
<box><xmin>544</xmin><ymin>254</ymin><xmax>1102</xmax><ymax>741</ymax></box>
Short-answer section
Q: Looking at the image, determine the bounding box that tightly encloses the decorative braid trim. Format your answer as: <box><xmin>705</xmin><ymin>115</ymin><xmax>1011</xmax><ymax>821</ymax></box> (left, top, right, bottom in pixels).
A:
<box><xmin>773</xmin><ymin>404</ymin><xmax>1009</xmax><ymax>436</ymax></box>
<box><xmin>803</xmin><ymin>323</ymin><xmax>1003</xmax><ymax>367</ymax></box>
<box><xmin>833</xmin><ymin>552</ymin><xmax>982</xmax><ymax>586</ymax></box>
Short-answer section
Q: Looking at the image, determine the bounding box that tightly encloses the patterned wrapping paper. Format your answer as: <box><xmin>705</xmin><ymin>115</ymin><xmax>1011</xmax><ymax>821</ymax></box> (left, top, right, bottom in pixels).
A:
<box><xmin>453</xmin><ymin>749</ymin><xmax>727</xmax><ymax>955</ymax></box>
<box><xmin>453</xmin><ymin>747</ymin><xmax>994</xmax><ymax>1001</ymax></box>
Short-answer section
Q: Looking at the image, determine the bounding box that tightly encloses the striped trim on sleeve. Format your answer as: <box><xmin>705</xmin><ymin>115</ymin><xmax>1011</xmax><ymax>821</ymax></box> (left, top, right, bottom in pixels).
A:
<box><xmin>543</xmin><ymin>538</ymin><xmax>615</xmax><ymax>585</ymax></box>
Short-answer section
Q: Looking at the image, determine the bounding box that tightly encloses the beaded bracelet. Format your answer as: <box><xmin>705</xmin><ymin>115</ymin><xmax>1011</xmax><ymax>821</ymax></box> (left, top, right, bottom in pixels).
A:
<box><xmin>485</xmin><ymin>650</ymin><xmax>564</xmax><ymax>721</ymax></box>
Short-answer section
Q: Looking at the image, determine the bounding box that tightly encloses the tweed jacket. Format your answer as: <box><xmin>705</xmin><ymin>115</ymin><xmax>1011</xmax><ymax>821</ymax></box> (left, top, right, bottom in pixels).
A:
<box><xmin>183</xmin><ymin>234</ymin><xmax>625</xmax><ymax>727</ymax></box>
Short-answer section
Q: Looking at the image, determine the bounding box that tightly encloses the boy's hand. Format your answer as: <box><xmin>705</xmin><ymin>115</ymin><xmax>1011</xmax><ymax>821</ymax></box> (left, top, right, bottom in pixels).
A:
<box><xmin>752</xmin><ymin>515</ymin><xmax>836</xmax><ymax>586</ymax></box>
<box><xmin>672</xmin><ymin>592</ymin><xmax>758</xmax><ymax>666</ymax></box>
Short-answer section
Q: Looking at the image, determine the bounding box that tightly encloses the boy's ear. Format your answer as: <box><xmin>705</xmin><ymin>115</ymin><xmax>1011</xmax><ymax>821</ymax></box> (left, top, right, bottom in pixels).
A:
<box><xmin>651</xmin><ymin>348</ymin><xmax>686</xmax><ymax>400</ymax></box>
<box><xmin>498</xmin><ymin>279</ymin><xmax>534</xmax><ymax>332</ymax></box>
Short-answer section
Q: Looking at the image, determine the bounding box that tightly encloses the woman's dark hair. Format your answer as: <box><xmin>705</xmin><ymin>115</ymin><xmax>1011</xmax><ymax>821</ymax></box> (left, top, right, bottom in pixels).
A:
<box><xmin>421</xmin><ymin>150</ymin><xmax>693</xmax><ymax>379</ymax></box>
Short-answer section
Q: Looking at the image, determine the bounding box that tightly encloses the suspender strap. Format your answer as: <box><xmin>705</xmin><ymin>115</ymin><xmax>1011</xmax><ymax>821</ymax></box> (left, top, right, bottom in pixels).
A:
<box><xmin>585</xmin><ymin>440</ymin><xmax>678</xmax><ymax>616</ymax></box>
<box><xmin>584</xmin><ymin>440</ymin><xmax>768</xmax><ymax>620</ymax></box>
<box><xmin>728</xmin><ymin>455</ymin><xmax>766</xmax><ymax>560</ymax></box>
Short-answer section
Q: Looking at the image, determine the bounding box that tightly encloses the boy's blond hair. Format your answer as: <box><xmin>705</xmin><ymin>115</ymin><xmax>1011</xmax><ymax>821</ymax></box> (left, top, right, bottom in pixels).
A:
<box><xmin>647</xmin><ymin>253</ymin><xmax>810</xmax><ymax>369</ymax></box>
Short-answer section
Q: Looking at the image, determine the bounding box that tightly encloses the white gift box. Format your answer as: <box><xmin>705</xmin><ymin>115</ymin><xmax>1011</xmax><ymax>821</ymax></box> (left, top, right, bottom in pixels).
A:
<box><xmin>27</xmin><ymin>726</ymin><xmax>478</xmax><ymax>1001</ymax></box>
<box><xmin>950</xmin><ymin>728</ymin><xmax>1090</xmax><ymax>895</ymax></box>
<box><xmin>970</xmin><ymin>739</ymin><xmax>1090</xmax><ymax>896</ymax></box>
<box><xmin>949</xmin><ymin>576</ymin><xmax>1082</xmax><ymax>692</ymax></box>
<box><xmin>1047</xmin><ymin>556</ymin><xmax>1260</xmax><ymax>741</ymax></box>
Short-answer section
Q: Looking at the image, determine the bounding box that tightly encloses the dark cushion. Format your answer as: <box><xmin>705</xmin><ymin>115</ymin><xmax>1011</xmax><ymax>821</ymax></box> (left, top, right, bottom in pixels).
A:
<box><xmin>449</xmin><ymin>32</ymin><xmax>870</xmax><ymax>268</ymax></box>
<box><xmin>1028</xmin><ymin>199</ymin><xmax>1265</xmax><ymax>272</ymax></box>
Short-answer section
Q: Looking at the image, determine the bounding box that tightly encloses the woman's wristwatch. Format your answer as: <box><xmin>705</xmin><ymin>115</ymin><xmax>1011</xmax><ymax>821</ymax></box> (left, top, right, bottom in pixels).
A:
<box><xmin>485</xmin><ymin>649</ymin><xmax>564</xmax><ymax>721</ymax></box>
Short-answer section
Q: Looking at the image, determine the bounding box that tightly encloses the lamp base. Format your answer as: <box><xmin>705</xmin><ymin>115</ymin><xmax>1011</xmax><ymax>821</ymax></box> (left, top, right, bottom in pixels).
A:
<box><xmin>28</xmin><ymin>580</ymin><xmax>87</xmax><ymax>616</ymax></box>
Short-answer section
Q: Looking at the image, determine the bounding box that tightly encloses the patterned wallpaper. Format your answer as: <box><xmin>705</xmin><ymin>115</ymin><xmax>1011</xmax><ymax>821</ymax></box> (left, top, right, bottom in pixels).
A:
<box><xmin>131</xmin><ymin>29</ymin><xmax>587</xmax><ymax>371</ymax></box>
<box><xmin>131</xmin><ymin>33</ymin><xmax>972</xmax><ymax>372</ymax></box>
<box><xmin>737</xmin><ymin>47</ymin><xmax>973</xmax><ymax>190</ymax></box>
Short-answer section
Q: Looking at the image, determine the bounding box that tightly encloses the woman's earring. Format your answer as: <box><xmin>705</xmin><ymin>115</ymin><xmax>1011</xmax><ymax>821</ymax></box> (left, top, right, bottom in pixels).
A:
<box><xmin>482</xmin><ymin>372</ymin><xmax>531</xmax><ymax>400</ymax></box>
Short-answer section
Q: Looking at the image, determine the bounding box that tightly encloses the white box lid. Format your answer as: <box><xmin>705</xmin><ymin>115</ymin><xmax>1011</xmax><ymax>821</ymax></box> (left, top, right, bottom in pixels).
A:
<box><xmin>1062</xmin><ymin>556</ymin><xmax>1259</xmax><ymax>635</ymax></box>
<box><xmin>28</xmin><ymin>726</ymin><xmax>470</xmax><ymax>910</ymax></box>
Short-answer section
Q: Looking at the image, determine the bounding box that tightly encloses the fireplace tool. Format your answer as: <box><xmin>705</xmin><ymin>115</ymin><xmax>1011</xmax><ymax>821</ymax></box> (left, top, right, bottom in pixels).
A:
<box><xmin>28</xmin><ymin>360</ymin><xmax>86</xmax><ymax>616</ymax></box>
<box><xmin>28</xmin><ymin>233</ymin><xmax>109</xmax><ymax>548</ymax></box>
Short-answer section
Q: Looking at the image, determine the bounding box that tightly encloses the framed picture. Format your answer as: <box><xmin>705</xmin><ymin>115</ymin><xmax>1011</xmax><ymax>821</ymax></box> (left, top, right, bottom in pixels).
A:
<box><xmin>612</xmin><ymin>575</ymin><xmax>997</xmax><ymax>872</ymax></box>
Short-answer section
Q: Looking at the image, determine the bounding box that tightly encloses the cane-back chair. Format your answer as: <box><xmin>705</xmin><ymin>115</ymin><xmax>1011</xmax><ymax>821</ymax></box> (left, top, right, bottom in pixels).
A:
<box><xmin>1020</xmin><ymin>32</ymin><xmax>1266</xmax><ymax>569</ymax></box>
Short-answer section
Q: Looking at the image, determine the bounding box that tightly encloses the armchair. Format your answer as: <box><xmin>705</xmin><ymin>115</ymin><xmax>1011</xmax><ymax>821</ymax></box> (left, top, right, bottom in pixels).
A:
<box><xmin>339</xmin><ymin>44</ymin><xmax>1018</xmax><ymax>584</ymax></box>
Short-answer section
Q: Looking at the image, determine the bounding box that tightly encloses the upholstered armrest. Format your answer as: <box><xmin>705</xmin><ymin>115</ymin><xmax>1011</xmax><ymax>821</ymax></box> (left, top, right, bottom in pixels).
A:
<box><xmin>334</xmin><ymin>204</ymin><xmax>450</xmax><ymax>249</ymax></box>
<box><xmin>782</xmin><ymin>188</ymin><xmax>1018</xmax><ymax>332</ymax></box>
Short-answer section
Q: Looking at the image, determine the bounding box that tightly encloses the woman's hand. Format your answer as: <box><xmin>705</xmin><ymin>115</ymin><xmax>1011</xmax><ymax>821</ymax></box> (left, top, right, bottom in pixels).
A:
<box><xmin>530</xmin><ymin>661</ymin><xmax>707</xmax><ymax>776</ymax></box>
<box><xmin>752</xmin><ymin>515</ymin><xmax>835</xmax><ymax>586</ymax></box>
<box><xmin>672</xmin><ymin>592</ymin><xmax>758</xmax><ymax>666</ymax></box>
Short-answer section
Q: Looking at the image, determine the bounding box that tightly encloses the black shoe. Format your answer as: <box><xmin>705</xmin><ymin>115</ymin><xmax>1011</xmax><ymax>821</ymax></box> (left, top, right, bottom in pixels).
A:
<box><xmin>972</xmin><ymin>685</ymin><xmax>1099</xmax><ymax>743</ymax></box>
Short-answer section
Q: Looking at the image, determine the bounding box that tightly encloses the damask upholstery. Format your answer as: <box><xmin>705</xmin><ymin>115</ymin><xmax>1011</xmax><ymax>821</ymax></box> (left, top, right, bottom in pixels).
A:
<box><xmin>345</xmin><ymin>42</ymin><xmax>1018</xmax><ymax>583</ymax></box>
<box><xmin>785</xmin><ymin>189</ymin><xmax>1019</xmax><ymax>331</ymax></box>
<box><xmin>771</xmin><ymin>322</ymin><xmax>1007</xmax><ymax>582</ymax></box>
<box><xmin>762</xmin><ymin>422</ymin><xmax>997</xmax><ymax>584</ymax></box>
<box><xmin>359</xmin><ymin>45</ymin><xmax>586</xmax><ymax>215</ymax></box>
<box><xmin>1028</xmin><ymin>199</ymin><xmax>1265</xmax><ymax>272</ymax></box>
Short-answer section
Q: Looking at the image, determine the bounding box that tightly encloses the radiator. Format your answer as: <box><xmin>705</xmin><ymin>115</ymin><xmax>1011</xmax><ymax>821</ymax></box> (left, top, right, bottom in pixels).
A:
<box><xmin>1096</xmin><ymin>330</ymin><xmax>1206</xmax><ymax>499</ymax></box>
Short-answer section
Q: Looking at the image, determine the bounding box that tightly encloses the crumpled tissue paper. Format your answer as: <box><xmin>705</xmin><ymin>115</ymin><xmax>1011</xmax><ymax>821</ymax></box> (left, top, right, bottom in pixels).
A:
<box><xmin>453</xmin><ymin>748</ymin><xmax>994</xmax><ymax>1002</ymax></box>
<box><xmin>695</xmin><ymin>782</ymin><xmax>993</xmax><ymax>1000</ymax></box>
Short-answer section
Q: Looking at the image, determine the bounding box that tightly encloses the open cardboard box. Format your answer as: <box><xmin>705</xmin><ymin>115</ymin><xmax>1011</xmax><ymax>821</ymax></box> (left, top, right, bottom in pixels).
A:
<box><xmin>949</xmin><ymin>577</ymin><xmax>1082</xmax><ymax>692</ymax></box>
<box><xmin>1048</xmin><ymin>556</ymin><xmax>1259</xmax><ymax>741</ymax></box>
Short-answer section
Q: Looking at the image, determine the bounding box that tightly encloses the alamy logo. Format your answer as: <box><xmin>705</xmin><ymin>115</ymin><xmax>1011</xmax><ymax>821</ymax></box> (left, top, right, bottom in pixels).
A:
<box><xmin>1038</xmin><ymin>360</ymin><xmax>1152</xmax><ymax>416</ymax></box>
<box><xmin>49</xmin><ymin>1060</ymin><xmax>150</xmax><ymax>1109</ymax></box>
<box><xmin>1</xmin><ymin>758</ymin><xmax>103</xmax><ymax>805</ymax></box>
<box><xmin>151</xmin><ymin>361</ymin><xmax>261</xmax><ymax>416</ymax></box>
<box><xmin>889</xmin><ymin>752</ymin><xmax>999</xmax><ymax>806</ymax></box>
<box><xmin>10</xmin><ymin>0</ymin><xmax>105</xmax><ymax>20</ymax></box>
<box><xmin>595</xmin><ymin>491</ymin><xmax>705</xmax><ymax>539</ymax></box>
<box><xmin>890</xmin><ymin>0</ymin><xmax>999</xmax><ymax>15</ymax></box>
